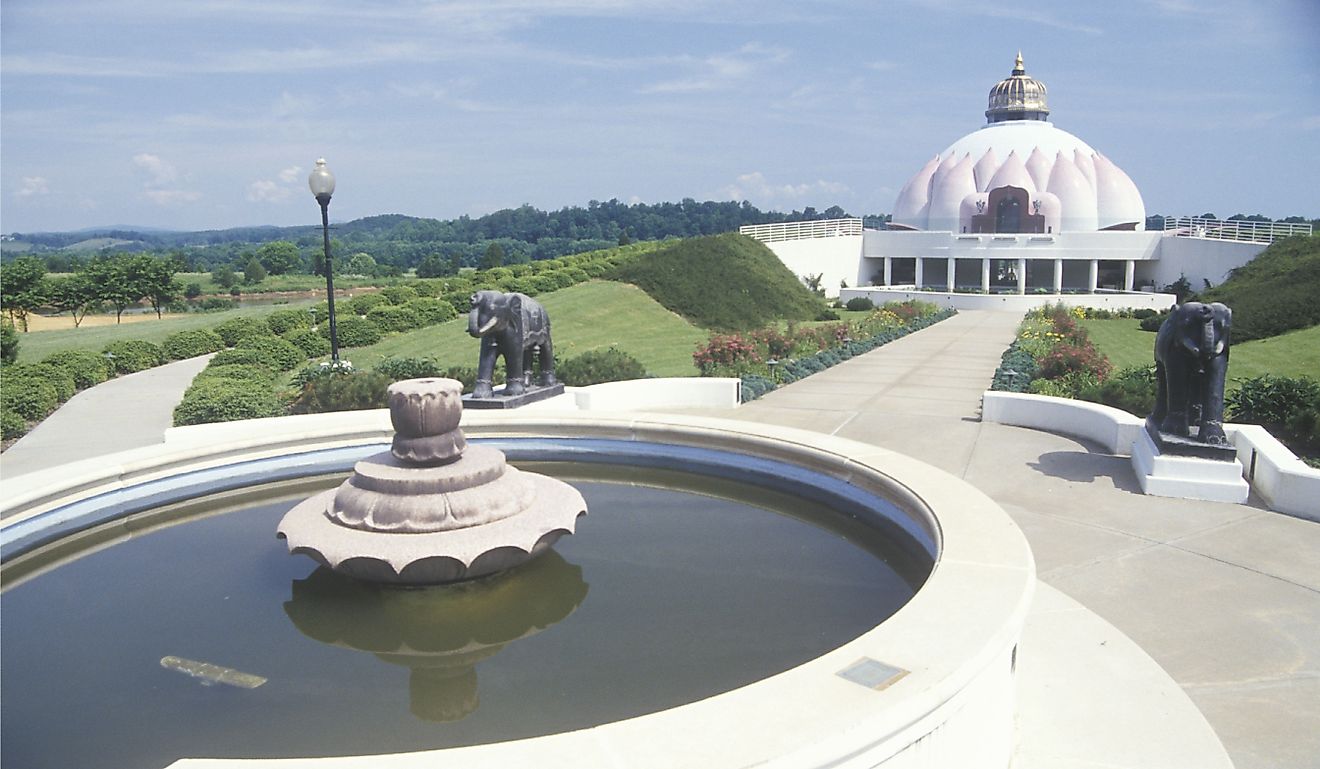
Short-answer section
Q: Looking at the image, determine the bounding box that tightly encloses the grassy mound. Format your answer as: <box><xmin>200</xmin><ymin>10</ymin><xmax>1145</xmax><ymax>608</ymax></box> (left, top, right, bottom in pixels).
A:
<box><xmin>1202</xmin><ymin>235</ymin><xmax>1320</xmax><ymax>342</ymax></box>
<box><xmin>608</xmin><ymin>233</ymin><xmax>826</xmax><ymax>331</ymax></box>
<box><xmin>343</xmin><ymin>280</ymin><xmax>708</xmax><ymax>377</ymax></box>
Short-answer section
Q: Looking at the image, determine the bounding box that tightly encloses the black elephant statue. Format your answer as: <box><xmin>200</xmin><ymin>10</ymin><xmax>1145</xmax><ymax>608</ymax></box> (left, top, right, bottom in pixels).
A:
<box><xmin>1152</xmin><ymin>301</ymin><xmax>1232</xmax><ymax>444</ymax></box>
<box><xmin>467</xmin><ymin>290</ymin><xmax>556</xmax><ymax>399</ymax></box>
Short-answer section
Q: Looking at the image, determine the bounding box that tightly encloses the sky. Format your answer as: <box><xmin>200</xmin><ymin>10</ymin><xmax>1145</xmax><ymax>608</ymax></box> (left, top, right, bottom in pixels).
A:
<box><xmin>2</xmin><ymin>0</ymin><xmax>1318</xmax><ymax>234</ymax></box>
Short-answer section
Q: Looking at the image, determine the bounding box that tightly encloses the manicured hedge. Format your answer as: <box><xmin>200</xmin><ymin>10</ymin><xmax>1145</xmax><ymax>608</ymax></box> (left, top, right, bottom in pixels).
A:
<box><xmin>380</xmin><ymin>285</ymin><xmax>419</xmax><ymax>305</ymax></box>
<box><xmin>266</xmin><ymin>307</ymin><xmax>313</xmax><ymax>336</ymax></box>
<box><xmin>322</xmin><ymin>315</ymin><xmax>383</xmax><ymax>348</ymax></box>
<box><xmin>41</xmin><ymin>349</ymin><xmax>113</xmax><ymax>389</ymax></box>
<box><xmin>102</xmin><ymin>340</ymin><xmax>164</xmax><ymax>374</ymax></box>
<box><xmin>173</xmin><ymin>377</ymin><xmax>285</xmax><ymax>426</ymax></box>
<box><xmin>403</xmin><ymin>298</ymin><xmax>458</xmax><ymax>326</ymax></box>
<box><xmin>285</xmin><ymin>328</ymin><xmax>332</xmax><ymax>357</ymax></box>
<box><xmin>1</xmin><ymin>408</ymin><xmax>27</xmax><ymax>440</ymax></box>
<box><xmin>209</xmin><ymin>348</ymin><xmax>276</xmax><ymax>369</ymax></box>
<box><xmin>214</xmin><ymin>316</ymin><xmax>275</xmax><ymax>347</ymax></box>
<box><xmin>365</xmin><ymin>304</ymin><xmax>422</xmax><ymax>333</ymax></box>
<box><xmin>557</xmin><ymin>348</ymin><xmax>647</xmax><ymax>386</ymax></box>
<box><xmin>0</xmin><ymin>371</ymin><xmax>60</xmax><ymax>420</ymax></box>
<box><xmin>346</xmin><ymin>293</ymin><xmax>391</xmax><ymax>316</ymax></box>
<box><xmin>162</xmin><ymin>329</ymin><xmax>225</xmax><ymax>361</ymax></box>
<box><xmin>373</xmin><ymin>357</ymin><xmax>446</xmax><ymax>381</ymax></box>
<box><xmin>287</xmin><ymin>371</ymin><xmax>393</xmax><ymax>414</ymax></box>
<box><xmin>230</xmin><ymin>335</ymin><xmax>307</xmax><ymax>371</ymax></box>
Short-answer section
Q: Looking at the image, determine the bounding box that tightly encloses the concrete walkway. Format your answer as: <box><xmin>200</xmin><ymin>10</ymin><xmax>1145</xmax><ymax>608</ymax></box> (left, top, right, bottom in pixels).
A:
<box><xmin>3</xmin><ymin>312</ymin><xmax>1318</xmax><ymax>767</ymax></box>
<box><xmin>700</xmin><ymin>310</ymin><xmax>1320</xmax><ymax>769</ymax></box>
<box><xmin>0</xmin><ymin>354</ymin><xmax>213</xmax><ymax>480</ymax></box>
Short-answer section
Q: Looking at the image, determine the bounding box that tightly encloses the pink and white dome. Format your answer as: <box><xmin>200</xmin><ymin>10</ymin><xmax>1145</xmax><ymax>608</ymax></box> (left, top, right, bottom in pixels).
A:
<box><xmin>892</xmin><ymin>55</ymin><xmax>1145</xmax><ymax>233</ymax></box>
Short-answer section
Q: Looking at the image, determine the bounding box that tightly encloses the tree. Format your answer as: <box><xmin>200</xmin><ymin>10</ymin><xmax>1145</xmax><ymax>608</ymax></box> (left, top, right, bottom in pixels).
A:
<box><xmin>129</xmin><ymin>255</ymin><xmax>182</xmax><ymax>319</ymax></box>
<box><xmin>47</xmin><ymin>273</ymin><xmax>101</xmax><ymax>328</ymax></box>
<box><xmin>212</xmin><ymin>264</ymin><xmax>239</xmax><ymax>289</ymax></box>
<box><xmin>84</xmin><ymin>255</ymin><xmax>143</xmax><ymax>323</ymax></box>
<box><xmin>256</xmin><ymin>241</ymin><xmax>301</xmax><ymax>275</ymax></box>
<box><xmin>0</xmin><ymin>256</ymin><xmax>49</xmax><ymax>332</ymax></box>
<box><xmin>416</xmin><ymin>253</ymin><xmax>452</xmax><ymax>278</ymax></box>
<box><xmin>481</xmin><ymin>242</ymin><xmax>505</xmax><ymax>270</ymax></box>
<box><xmin>1</xmin><ymin>319</ymin><xmax>18</xmax><ymax>363</ymax></box>
<box><xmin>345</xmin><ymin>252</ymin><xmax>377</xmax><ymax>276</ymax></box>
<box><xmin>244</xmin><ymin>256</ymin><xmax>268</xmax><ymax>285</ymax></box>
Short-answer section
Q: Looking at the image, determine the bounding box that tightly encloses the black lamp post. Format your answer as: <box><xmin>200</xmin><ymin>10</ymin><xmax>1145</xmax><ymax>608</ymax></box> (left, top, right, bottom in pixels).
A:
<box><xmin>308</xmin><ymin>158</ymin><xmax>339</xmax><ymax>363</ymax></box>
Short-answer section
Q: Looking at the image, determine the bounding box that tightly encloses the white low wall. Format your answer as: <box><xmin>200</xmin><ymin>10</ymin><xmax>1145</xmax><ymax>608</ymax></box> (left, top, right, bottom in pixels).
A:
<box><xmin>981</xmin><ymin>392</ymin><xmax>1320</xmax><ymax>521</ymax></box>
<box><xmin>521</xmin><ymin>377</ymin><xmax>741</xmax><ymax>412</ymax></box>
<box><xmin>760</xmin><ymin>234</ymin><xmax>866</xmax><ymax>297</ymax></box>
<box><xmin>840</xmin><ymin>288</ymin><xmax>1177</xmax><ymax>313</ymax></box>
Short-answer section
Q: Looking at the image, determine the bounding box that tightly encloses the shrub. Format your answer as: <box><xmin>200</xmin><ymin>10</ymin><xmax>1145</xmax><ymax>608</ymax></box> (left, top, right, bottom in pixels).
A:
<box><xmin>162</xmin><ymin>329</ymin><xmax>225</xmax><ymax>361</ymax></box>
<box><xmin>845</xmin><ymin>297</ymin><xmax>875</xmax><ymax>311</ymax></box>
<box><xmin>366</xmin><ymin>304</ymin><xmax>423</xmax><ymax>332</ymax></box>
<box><xmin>557</xmin><ymin>348</ymin><xmax>647</xmax><ymax>386</ymax></box>
<box><xmin>408</xmin><ymin>279</ymin><xmax>443</xmax><ymax>298</ymax></box>
<box><xmin>1132</xmin><ymin>308</ymin><xmax>1158</xmax><ymax>320</ymax></box>
<box><xmin>0</xmin><ymin>372</ymin><xmax>60</xmax><ymax>420</ymax></box>
<box><xmin>1139</xmin><ymin>311</ymin><xmax>1170</xmax><ymax>332</ymax></box>
<box><xmin>285</xmin><ymin>328</ymin><xmax>332</xmax><ymax>358</ymax></box>
<box><xmin>266</xmin><ymin>307</ymin><xmax>313</xmax><ymax>336</ymax></box>
<box><xmin>1</xmin><ymin>320</ymin><xmax>18</xmax><ymax>364</ymax></box>
<box><xmin>214</xmin><ymin>316</ymin><xmax>275</xmax><ymax>347</ymax></box>
<box><xmin>1077</xmin><ymin>365</ymin><xmax>1157</xmax><ymax>416</ymax></box>
<box><xmin>1226</xmin><ymin>375</ymin><xmax>1320</xmax><ymax>427</ymax></box>
<box><xmin>102</xmin><ymin>340</ymin><xmax>164</xmax><ymax>374</ymax></box>
<box><xmin>380</xmin><ymin>285</ymin><xmax>419</xmax><ymax>305</ymax></box>
<box><xmin>197</xmin><ymin>363</ymin><xmax>277</xmax><ymax>384</ymax></box>
<box><xmin>740</xmin><ymin>375</ymin><xmax>776</xmax><ymax>403</ymax></box>
<box><xmin>374</xmin><ymin>357</ymin><xmax>445</xmax><ymax>381</ymax></box>
<box><xmin>693</xmin><ymin>334</ymin><xmax>761</xmax><ymax>376</ymax></box>
<box><xmin>815</xmin><ymin>309</ymin><xmax>841</xmax><ymax>321</ymax></box>
<box><xmin>231</xmin><ymin>335</ymin><xmax>307</xmax><ymax>371</ymax></box>
<box><xmin>403</xmin><ymin>297</ymin><xmax>458</xmax><ymax>326</ymax></box>
<box><xmin>209</xmin><ymin>348</ymin><xmax>276</xmax><ymax>369</ymax></box>
<box><xmin>443</xmin><ymin>291</ymin><xmax>474</xmax><ymax>316</ymax></box>
<box><xmin>322</xmin><ymin>315</ymin><xmax>383</xmax><ymax>347</ymax></box>
<box><xmin>196</xmin><ymin>297</ymin><xmax>236</xmax><ymax>312</ymax></box>
<box><xmin>1037</xmin><ymin>342</ymin><xmax>1111</xmax><ymax>381</ymax></box>
<box><xmin>173</xmin><ymin>378</ymin><xmax>285</xmax><ymax>426</ymax></box>
<box><xmin>990</xmin><ymin>342</ymin><xmax>1039</xmax><ymax>392</ymax></box>
<box><xmin>41</xmin><ymin>349</ymin><xmax>113</xmax><ymax>389</ymax></box>
<box><xmin>346</xmin><ymin>293</ymin><xmax>391</xmax><ymax>316</ymax></box>
<box><xmin>6</xmin><ymin>362</ymin><xmax>76</xmax><ymax>401</ymax></box>
<box><xmin>287</xmin><ymin>371</ymin><xmax>393</xmax><ymax>414</ymax></box>
<box><xmin>2</xmin><ymin>409</ymin><xmax>28</xmax><ymax>440</ymax></box>
<box><xmin>438</xmin><ymin>366</ymin><xmax>503</xmax><ymax>393</ymax></box>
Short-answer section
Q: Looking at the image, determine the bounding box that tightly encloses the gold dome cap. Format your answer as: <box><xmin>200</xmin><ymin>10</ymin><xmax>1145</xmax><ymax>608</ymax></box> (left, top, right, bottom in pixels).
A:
<box><xmin>985</xmin><ymin>52</ymin><xmax>1049</xmax><ymax>123</ymax></box>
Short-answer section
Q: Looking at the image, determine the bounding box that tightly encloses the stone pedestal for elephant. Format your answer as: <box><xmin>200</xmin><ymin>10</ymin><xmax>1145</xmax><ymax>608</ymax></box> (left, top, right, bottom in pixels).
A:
<box><xmin>1131</xmin><ymin>423</ymin><xmax>1249</xmax><ymax>504</ymax></box>
<box><xmin>462</xmin><ymin>382</ymin><xmax>566</xmax><ymax>410</ymax></box>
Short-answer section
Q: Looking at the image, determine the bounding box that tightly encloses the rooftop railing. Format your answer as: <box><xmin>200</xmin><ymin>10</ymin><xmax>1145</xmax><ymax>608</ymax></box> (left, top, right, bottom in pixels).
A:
<box><xmin>1162</xmin><ymin>216</ymin><xmax>1311</xmax><ymax>243</ymax></box>
<box><xmin>739</xmin><ymin>218</ymin><xmax>863</xmax><ymax>242</ymax></box>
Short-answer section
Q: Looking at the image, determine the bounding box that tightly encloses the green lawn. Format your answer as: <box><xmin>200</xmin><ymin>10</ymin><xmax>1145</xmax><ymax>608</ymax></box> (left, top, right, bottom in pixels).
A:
<box><xmin>14</xmin><ymin>300</ymin><xmax>318</xmax><ymax>362</ymax></box>
<box><xmin>344</xmin><ymin>281</ymin><xmax>709</xmax><ymax>377</ymax></box>
<box><xmin>1080</xmin><ymin>317</ymin><xmax>1320</xmax><ymax>388</ymax></box>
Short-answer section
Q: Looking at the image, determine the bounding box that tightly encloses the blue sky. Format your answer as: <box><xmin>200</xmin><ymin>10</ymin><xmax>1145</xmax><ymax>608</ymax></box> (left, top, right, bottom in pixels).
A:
<box><xmin>2</xmin><ymin>0</ymin><xmax>1318</xmax><ymax>234</ymax></box>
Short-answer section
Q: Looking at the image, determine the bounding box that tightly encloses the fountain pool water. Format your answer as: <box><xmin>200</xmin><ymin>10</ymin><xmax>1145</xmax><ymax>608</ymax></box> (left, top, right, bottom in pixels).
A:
<box><xmin>0</xmin><ymin>410</ymin><xmax>1034</xmax><ymax>769</ymax></box>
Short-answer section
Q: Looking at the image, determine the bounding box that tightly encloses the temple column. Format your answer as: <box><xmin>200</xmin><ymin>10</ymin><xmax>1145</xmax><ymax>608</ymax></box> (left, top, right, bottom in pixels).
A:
<box><xmin>1124</xmin><ymin>260</ymin><xmax>1135</xmax><ymax>292</ymax></box>
<box><xmin>1088</xmin><ymin>259</ymin><xmax>1099</xmax><ymax>293</ymax></box>
<box><xmin>883</xmin><ymin>257</ymin><xmax>892</xmax><ymax>286</ymax></box>
<box><xmin>1016</xmin><ymin>258</ymin><xmax>1026</xmax><ymax>295</ymax></box>
<box><xmin>914</xmin><ymin>258</ymin><xmax>924</xmax><ymax>289</ymax></box>
<box><xmin>946</xmin><ymin>258</ymin><xmax>956</xmax><ymax>292</ymax></box>
<box><xmin>1053</xmin><ymin>258</ymin><xmax>1063</xmax><ymax>294</ymax></box>
<box><xmin>981</xmin><ymin>258</ymin><xmax>991</xmax><ymax>293</ymax></box>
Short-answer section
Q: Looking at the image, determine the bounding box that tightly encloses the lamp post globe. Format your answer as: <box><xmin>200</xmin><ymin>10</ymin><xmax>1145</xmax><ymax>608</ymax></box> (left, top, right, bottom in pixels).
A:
<box><xmin>308</xmin><ymin>158</ymin><xmax>340</xmax><ymax>363</ymax></box>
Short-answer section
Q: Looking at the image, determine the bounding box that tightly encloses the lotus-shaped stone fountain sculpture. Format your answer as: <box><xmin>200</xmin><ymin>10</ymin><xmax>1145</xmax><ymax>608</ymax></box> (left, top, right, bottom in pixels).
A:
<box><xmin>277</xmin><ymin>378</ymin><xmax>586</xmax><ymax>585</ymax></box>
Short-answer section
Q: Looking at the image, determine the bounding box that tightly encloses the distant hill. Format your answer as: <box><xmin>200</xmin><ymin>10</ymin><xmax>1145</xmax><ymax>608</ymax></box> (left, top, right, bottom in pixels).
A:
<box><xmin>1202</xmin><ymin>235</ymin><xmax>1320</xmax><ymax>342</ymax></box>
<box><xmin>609</xmin><ymin>233</ymin><xmax>827</xmax><ymax>331</ymax></box>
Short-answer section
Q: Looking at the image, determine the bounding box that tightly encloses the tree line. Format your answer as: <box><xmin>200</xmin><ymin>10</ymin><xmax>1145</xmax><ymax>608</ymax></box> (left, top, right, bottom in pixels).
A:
<box><xmin>1</xmin><ymin>253</ymin><xmax>183</xmax><ymax>331</ymax></box>
<box><xmin>4</xmin><ymin>199</ymin><xmax>881</xmax><ymax>277</ymax></box>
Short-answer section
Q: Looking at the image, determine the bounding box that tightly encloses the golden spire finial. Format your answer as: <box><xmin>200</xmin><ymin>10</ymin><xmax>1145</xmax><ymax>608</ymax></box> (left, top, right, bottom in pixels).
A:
<box><xmin>1013</xmin><ymin>51</ymin><xmax>1025</xmax><ymax>74</ymax></box>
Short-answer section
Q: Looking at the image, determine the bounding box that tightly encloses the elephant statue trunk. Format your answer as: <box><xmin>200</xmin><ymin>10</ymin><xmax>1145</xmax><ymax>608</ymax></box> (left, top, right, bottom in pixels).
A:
<box><xmin>1152</xmin><ymin>301</ymin><xmax>1232</xmax><ymax>445</ymax></box>
<box><xmin>466</xmin><ymin>290</ymin><xmax>556</xmax><ymax>400</ymax></box>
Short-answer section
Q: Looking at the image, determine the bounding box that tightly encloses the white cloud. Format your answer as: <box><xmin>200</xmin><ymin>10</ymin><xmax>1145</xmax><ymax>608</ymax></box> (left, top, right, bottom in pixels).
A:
<box><xmin>17</xmin><ymin>177</ymin><xmax>51</xmax><ymax>197</ymax></box>
<box><xmin>247</xmin><ymin>179</ymin><xmax>291</xmax><ymax>203</ymax></box>
<box><xmin>133</xmin><ymin>153</ymin><xmax>178</xmax><ymax>186</ymax></box>
<box><xmin>721</xmin><ymin>172</ymin><xmax>850</xmax><ymax>206</ymax></box>
<box><xmin>641</xmin><ymin>43</ymin><xmax>790</xmax><ymax>94</ymax></box>
<box><xmin>277</xmin><ymin>165</ymin><xmax>303</xmax><ymax>184</ymax></box>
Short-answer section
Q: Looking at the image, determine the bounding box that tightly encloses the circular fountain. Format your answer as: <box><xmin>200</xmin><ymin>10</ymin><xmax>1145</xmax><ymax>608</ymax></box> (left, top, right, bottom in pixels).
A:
<box><xmin>0</xmin><ymin>395</ymin><xmax>1034</xmax><ymax>768</ymax></box>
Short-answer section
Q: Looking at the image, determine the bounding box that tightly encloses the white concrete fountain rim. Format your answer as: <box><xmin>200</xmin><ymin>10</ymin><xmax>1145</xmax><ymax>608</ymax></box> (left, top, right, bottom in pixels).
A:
<box><xmin>0</xmin><ymin>409</ymin><xmax>1035</xmax><ymax>769</ymax></box>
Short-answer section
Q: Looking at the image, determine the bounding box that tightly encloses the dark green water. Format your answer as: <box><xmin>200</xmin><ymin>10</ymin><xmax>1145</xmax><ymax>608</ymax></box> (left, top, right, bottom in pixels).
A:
<box><xmin>1</xmin><ymin>466</ymin><xmax>926</xmax><ymax>768</ymax></box>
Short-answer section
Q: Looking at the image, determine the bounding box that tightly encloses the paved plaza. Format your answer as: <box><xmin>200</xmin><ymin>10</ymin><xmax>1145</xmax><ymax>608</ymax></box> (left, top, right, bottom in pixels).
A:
<box><xmin>2</xmin><ymin>311</ymin><xmax>1317</xmax><ymax>768</ymax></box>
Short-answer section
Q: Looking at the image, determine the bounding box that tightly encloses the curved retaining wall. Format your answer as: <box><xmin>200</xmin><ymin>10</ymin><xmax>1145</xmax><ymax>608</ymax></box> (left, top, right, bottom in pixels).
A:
<box><xmin>981</xmin><ymin>391</ymin><xmax>1320</xmax><ymax>521</ymax></box>
<box><xmin>1</xmin><ymin>410</ymin><xmax>1035</xmax><ymax>769</ymax></box>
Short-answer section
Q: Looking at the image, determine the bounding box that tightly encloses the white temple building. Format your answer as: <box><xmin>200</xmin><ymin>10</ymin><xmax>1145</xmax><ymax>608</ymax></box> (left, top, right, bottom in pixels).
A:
<box><xmin>745</xmin><ymin>55</ymin><xmax>1309</xmax><ymax>310</ymax></box>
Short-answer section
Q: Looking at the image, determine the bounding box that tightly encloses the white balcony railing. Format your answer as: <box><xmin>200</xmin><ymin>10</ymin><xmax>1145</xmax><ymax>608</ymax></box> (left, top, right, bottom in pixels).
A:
<box><xmin>1162</xmin><ymin>216</ymin><xmax>1311</xmax><ymax>243</ymax></box>
<box><xmin>739</xmin><ymin>218</ymin><xmax>863</xmax><ymax>243</ymax></box>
